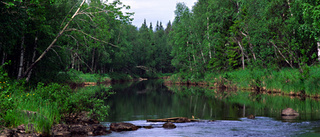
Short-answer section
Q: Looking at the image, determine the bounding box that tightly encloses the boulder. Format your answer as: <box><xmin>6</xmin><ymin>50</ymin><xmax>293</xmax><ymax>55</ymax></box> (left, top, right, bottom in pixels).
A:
<box><xmin>110</xmin><ymin>123</ymin><xmax>139</xmax><ymax>132</ymax></box>
<box><xmin>52</xmin><ymin>123</ymin><xmax>109</xmax><ymax>136</ymax></box>
<box><xmin>281</xmin><ymin>108</ymin><xmax>299</xmax><ymax>116</ymax></box>
<box><xmin>91</xmin><ymin>124</ymin><xmax>110</xmax><ymax>135</ymax></box>
<box><xmin>247</xmin><ymin>114</ymin><xmax>255</xmax><ymax>119</ymax></box>
<box><xmin>162</xmin><ymin>122</ymin><xmax>176</xmax><ymax>129</ymax></box>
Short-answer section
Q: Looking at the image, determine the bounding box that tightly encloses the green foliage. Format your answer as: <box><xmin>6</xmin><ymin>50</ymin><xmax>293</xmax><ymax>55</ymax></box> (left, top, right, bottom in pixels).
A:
<box><xmin>0</xmin><ymin>66</ymin><xmax>111</xmax><ymax>133</ymax></box>
<box><xmin>67</xmin><ymin>69</ymin><xmax>102</xmax><ymax>83</ymax></box>
<box><xmin>67</xmin><ymin>86</ymin><xmax>112</xmax><ymax>121</ymax></box>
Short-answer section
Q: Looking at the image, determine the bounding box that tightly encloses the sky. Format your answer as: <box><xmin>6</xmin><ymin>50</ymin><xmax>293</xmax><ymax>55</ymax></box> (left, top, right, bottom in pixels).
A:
<box><xmin>119</xmin><ymin>0</ymin><xmax>198</xmax><ymax>29</ymax></box>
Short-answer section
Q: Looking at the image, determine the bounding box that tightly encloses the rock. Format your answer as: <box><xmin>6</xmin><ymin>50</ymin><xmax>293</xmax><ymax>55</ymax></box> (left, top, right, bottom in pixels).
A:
<box><xmin>281</xmin><ymin>108</ymin><xmax>299</xmax><ymax>116</ymax></box>
<box><xmin>247</xmin><ymin>114</ymin><xmax>255</xmax><ymax>119</ymax></box>
<box><xmin>0</xmin><ymin>128</ymin><xmax>14</xmax><ymax>137</ymax></box>
<box><xmin>69</xmin><ymin>125</ymin><xmax>87</xmax><ymax>135</ymax></box>
<box><xmin>53</xmin><ymin>131</ymin><xmax>71</xmax><ymax>137</ymax></box>
<box><xmin>64</xmin><ymin>111</ymin><xmax>99</xmax><ymax>125</ymax></box>
<box><xmin>147</xmin><ymin>117</ymin><xmax>197</xmax><ymax>123</ymax></box>
<box><xmin>143</xmin><ymin>126</ymin><xmax>153</xmax><ymax>129</ymax></box>
<box><xmin>162</xmin><ymin>122</ymin><xmax>176</xmax><ymax>129</ymax></box>
<box><xmin>16</xmin><ymin>124</ymin><xmax>35</xmax><ymax>133</ymax></box>
<box><xmin>282</xmin><ymin>115</ymin><xmax>299</xmax><ymax>120</ymax></box>
<box><xmin>52</xmin><ymin>123</ymin><xmax>109</xmax><ymax>136</ymax></box>
<box><xmin>110</xmin><ymin>123</ymin><xmax>139</xmax><ymax>132</ymax></box>
<box><xmin>91</xmin><ymin>124</ymin><xmax>110</xmax><ymax>135</ymax></box>
<box><xmin>175</xmin><ymin>117</ymin><xmax>191</xmax><ymax>123</ymax></box>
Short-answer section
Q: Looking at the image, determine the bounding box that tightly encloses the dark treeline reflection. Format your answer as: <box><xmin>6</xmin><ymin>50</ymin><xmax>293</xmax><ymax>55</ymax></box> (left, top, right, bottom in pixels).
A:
<box><xmin>104</xmin><ymin>80</ymin><xmax>320</xmax><ymax>122</ymax></box>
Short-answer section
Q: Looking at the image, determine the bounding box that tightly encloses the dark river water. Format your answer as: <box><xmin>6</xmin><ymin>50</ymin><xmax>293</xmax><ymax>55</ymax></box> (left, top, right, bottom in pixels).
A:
<box><xmin>100</xmin><ymin>80</ymin><xmax>320</xmax><ymax>137</ymax></box>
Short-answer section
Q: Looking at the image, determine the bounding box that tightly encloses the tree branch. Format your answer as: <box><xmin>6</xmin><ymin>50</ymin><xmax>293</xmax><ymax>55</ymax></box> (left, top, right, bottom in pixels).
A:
<box><xmin>270</xmin><ymin>40</ymin><xmax>294</xmax><ymax>69</ymax></box>
<box><xmin>66</xmin><ymin>28</ymin><xmax>119</xmax><ymax>48</ymax></box>
<box><xmin>22</xmin><ymin>0</ymin><xmax>86</xmax><ymax>79</ymax></box>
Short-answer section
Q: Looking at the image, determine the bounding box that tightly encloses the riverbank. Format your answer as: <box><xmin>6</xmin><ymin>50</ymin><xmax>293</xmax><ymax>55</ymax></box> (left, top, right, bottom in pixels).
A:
<box><xmin>0</xmin><ymin>67</ymin><xmax>113</xmax><ymax>136</ymax></box>
<box><xmin>164</xmin><ymin>67</ymin><xmax>320</xmax><ymax>98</ymax></box>
<box><xmin>0</xmin><ymin>82</ymin><xmax>112</xmax><ymax>136</ymax></box>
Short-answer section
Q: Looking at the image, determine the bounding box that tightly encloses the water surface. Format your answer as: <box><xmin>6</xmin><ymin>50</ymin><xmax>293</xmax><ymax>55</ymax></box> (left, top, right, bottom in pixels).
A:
<box><xmin>101</xmin><ymin>80</ymin><xmax>320</xmax><ymax>137</ymax></box>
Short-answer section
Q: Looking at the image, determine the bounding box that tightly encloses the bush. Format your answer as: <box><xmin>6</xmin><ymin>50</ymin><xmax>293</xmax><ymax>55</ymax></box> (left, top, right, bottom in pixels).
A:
<box><xmin>67</xmin><ymin>86</ymin><xmax>111</xmax><ymax>121</ymax></box>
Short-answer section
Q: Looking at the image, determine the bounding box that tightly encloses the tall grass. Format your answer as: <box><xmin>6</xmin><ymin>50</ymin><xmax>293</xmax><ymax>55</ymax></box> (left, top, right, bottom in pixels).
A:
<box><xmin>67</xmin><ymin>69</ymin><xmax>102</xmax><ymax>83</ymax></box>
<box><xmin>1</xmin><ymin>80</ymin><xmax>111</xmax><ymax>135</ymax></box>
<box><xmin>168</xmin><ymin>66</ymin><xmax>320</xmax><ymax>96</ymax></box>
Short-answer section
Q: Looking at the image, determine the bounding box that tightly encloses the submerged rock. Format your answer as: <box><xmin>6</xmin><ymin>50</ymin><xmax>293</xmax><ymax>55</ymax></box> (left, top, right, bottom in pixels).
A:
<box><xmin>110</xmin><ymin>123</ymin><xmax>139</xmax><ymax>132</ymax></box>
<box><xmin>247</xmin><ymin>114</ymin><xmax>255</xmax><ymax>119</ymax></box>
<box><xmin>281</xmin><ymin>108</ymin><xmax>299</xmax><ymax>116</ymax></box>
<box><xmin>162</xmin><ymin>122</ymin><xmax>176</xmax><ymax>129</ymax></box>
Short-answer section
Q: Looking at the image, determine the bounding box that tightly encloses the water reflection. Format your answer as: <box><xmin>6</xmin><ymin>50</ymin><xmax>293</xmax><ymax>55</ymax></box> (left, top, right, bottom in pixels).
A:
<box><xmin>102</xmin><ymin>80</ymin><xmax>320</xmax><ymax>136</ymax></box>
<box><xmin>105</xmin><ymin>80</ymin><xmax>320</xmax><ymax>122</ymax></box>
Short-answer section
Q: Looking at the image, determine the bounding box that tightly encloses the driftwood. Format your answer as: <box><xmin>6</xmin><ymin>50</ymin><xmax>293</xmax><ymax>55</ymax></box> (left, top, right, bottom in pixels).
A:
<box><xmin>147</xmin><ymin>117</ymin><xmax>199</xmax><ymax>123</ymax></box>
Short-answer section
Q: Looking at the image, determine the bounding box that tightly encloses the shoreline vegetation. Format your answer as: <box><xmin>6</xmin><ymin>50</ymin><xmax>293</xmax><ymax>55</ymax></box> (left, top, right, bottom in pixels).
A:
<box><xmin>0</xmin><ymin>67</ymin><xmax>167</xmax><ymax>136</ymax></box>
<box><xmin>0</xmin><ymin>68</ymin><xmax>113</xmax><ymax>136</ymax></box>
<box><xmin>164</xmin><ymin>66</ymin><xmax>320</xmax><ymax>99</ymax></box>
<box><xmin>1</xmin><ymin>66</ymin><xmax>320</xmax><ymax>136</ymax></box>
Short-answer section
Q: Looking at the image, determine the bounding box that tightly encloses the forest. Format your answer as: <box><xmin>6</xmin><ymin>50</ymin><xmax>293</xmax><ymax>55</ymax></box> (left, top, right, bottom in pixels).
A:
<box><xmin>1</xmin><ymin>0</ymin><xmax>320</xmax><ymax>135</ymax></box>
<box><xmin>1</xmin><ymin>0</ymin><xmax>320</xmax><ymax>82</ymax></box>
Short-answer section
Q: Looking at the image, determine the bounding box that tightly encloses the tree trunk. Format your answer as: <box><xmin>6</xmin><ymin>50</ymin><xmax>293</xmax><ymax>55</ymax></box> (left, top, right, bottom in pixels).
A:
<box><xmin>201</xmin><ymin>50</ymin><xmax>205</xmax><ymax>63</ymax></box>
<box><xmin>238</xmin><ymin>41</ymin><xmax>245</xmax><ymax>70</ymax></box>
<box><xmin>240</xmin><ymin>31</ymin><xmax>256</xmax><ymax>61</ymax></box>
<box><xmin>91</xmin><ymin>48</ymin><xmax>95</xmax><ymax>73</ymax></box>
<box><xmin>26</xmin><ymin>36</ymin><xmax>38</xmax><ymax>82</ymax></box>
<box><xmin>1</xmin><ymin>51</ymin><xmax>6</xmax><ymax>65</ymax></box>
<box><xmin>17</xmin><ymin>35</ymin><xmax>25</xmax><ymax>79</ymax></box>
<box><xmin>207</xmin><ymin>17</ymin><xmax>212</xmax><ymax>59</ymax></box>
<box><xmin>287</xmin><ymin>0</ymin><xmax>293</xmax><ymax>17</ymax></box>
<box><xmin>318</xmin><ymin>40</ymin><xmax>320</xmax><ymax>62</ymax></box>
<box><xmin>187</xmin><ymin>41</ymin><xmax>193</xmax><ymax>71</ymax></box>
<box><xmin>249</xmin><ymin>43</ymin><xmax>257</xmax><ymax>61</ymax></box>
<box><xmin>71</xmin><ymin>53</ymin><xmax>75</xmax><ymax>69</ymax></box>
<box><xmin>270</xmin><ymin>41</ymin><xmax>294</xmax><ymax>69</ymax></box>
<box><xmin>22</xmin><ymin>0</ymin><xmax>86</xmax><ymax>79</ymax></box>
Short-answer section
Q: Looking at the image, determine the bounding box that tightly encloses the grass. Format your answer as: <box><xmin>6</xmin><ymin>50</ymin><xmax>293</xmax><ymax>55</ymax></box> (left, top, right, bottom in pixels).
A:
<box><xmin>0</xmin><ymin>68</ymin><xmax>111</xmax><ymax>135</ymax></box>
<box><xmin>167</xmin><ymin>66</ymin><xmax>320</xmax><ymax>97</ymax></box>
<box><xmin>66</xmin><ymin>69</ymin><xmax>143</xmax><ymax>83</ymax></box>
<box><xmin>67</xmin><ymin>69</ymin><xmax>104</xmax><ymax>83</ymax></box>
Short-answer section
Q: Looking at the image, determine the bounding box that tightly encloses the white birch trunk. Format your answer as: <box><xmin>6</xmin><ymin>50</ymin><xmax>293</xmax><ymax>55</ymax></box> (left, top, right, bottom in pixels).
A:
<box><xmin>238</xmin><ymin>41</ymin><xmax>245</xmax><ymax>70</ymax></box>
<box><xmin>18</xmin><ymin>36</ymin><xmax>25</xmax><ymax>79</ymax></box>
<box><xmin>26</xmin><ymin>36</ymin><xmax>38</xmax><ymax>82</ymax></box>
<box><xmin>71</xmin><ymin>53</ymin><xmax>75</xmax><ymax>69</ymax></box>
<box><xmin>201</xmin><ymin>49</ymin><xmax>206</xmax><ymax>63</ymax></box>
<box><xmin>207</xmin><ymin>17</ymin><xmax>212</xmax><ymax>59</ymax></box>
<box><xmin>22</xmin><ymin>0</ymin><xmax>86</xmax><ymax>79</ymax></box>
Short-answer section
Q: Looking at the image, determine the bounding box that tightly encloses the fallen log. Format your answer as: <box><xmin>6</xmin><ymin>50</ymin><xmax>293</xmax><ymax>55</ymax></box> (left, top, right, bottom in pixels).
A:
<box><xmin>147</xmin><ymin>117</ymin><xmax>200</xmax><ymax>123</ymax></box>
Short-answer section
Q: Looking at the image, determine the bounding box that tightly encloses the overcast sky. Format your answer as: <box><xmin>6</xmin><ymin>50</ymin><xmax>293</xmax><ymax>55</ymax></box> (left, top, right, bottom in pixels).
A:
<box><xmin>119</xmin><ymin>0</ymin><xmax>198</xmax><ymax>29</ymax></box>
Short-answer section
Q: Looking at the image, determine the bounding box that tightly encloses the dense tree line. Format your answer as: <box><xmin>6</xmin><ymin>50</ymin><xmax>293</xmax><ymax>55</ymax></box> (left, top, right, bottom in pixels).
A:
<box><xmin>0</xmin><ymin>0</ymin><xmax>172</xmax><ymax>82</ymax></box>
<box><xmin>2</xmin><ymin>0</ymin><xmax>320</xmax><ymax>82</ymax></box>
<box><xmin>169</xmin><ymin>0</ymin><xmax>320</xmax><ymax>77</ymax></box>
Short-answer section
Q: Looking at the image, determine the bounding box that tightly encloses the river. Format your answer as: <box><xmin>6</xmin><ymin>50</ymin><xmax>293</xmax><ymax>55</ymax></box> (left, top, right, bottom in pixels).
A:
<box><xmin>99</xmin><ymin>80</ymin><xmax>320</xmax><ymax>137</ymax></box>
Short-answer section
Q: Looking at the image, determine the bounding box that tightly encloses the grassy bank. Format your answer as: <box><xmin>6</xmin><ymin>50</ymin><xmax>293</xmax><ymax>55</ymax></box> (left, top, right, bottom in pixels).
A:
<box><xmin>66</xmin><ymin>69</ymin><xmax>142</xmax><ymax>84</ymax></box>
<box><xmin>166</xmin><ymin>66</ymin><xmax>320</xmax><ymax>97</ymax></box>
<box><xmin>0</xmin><ymin>68</ymin><xmax>111</xmax><ymax>134</ymax></box>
